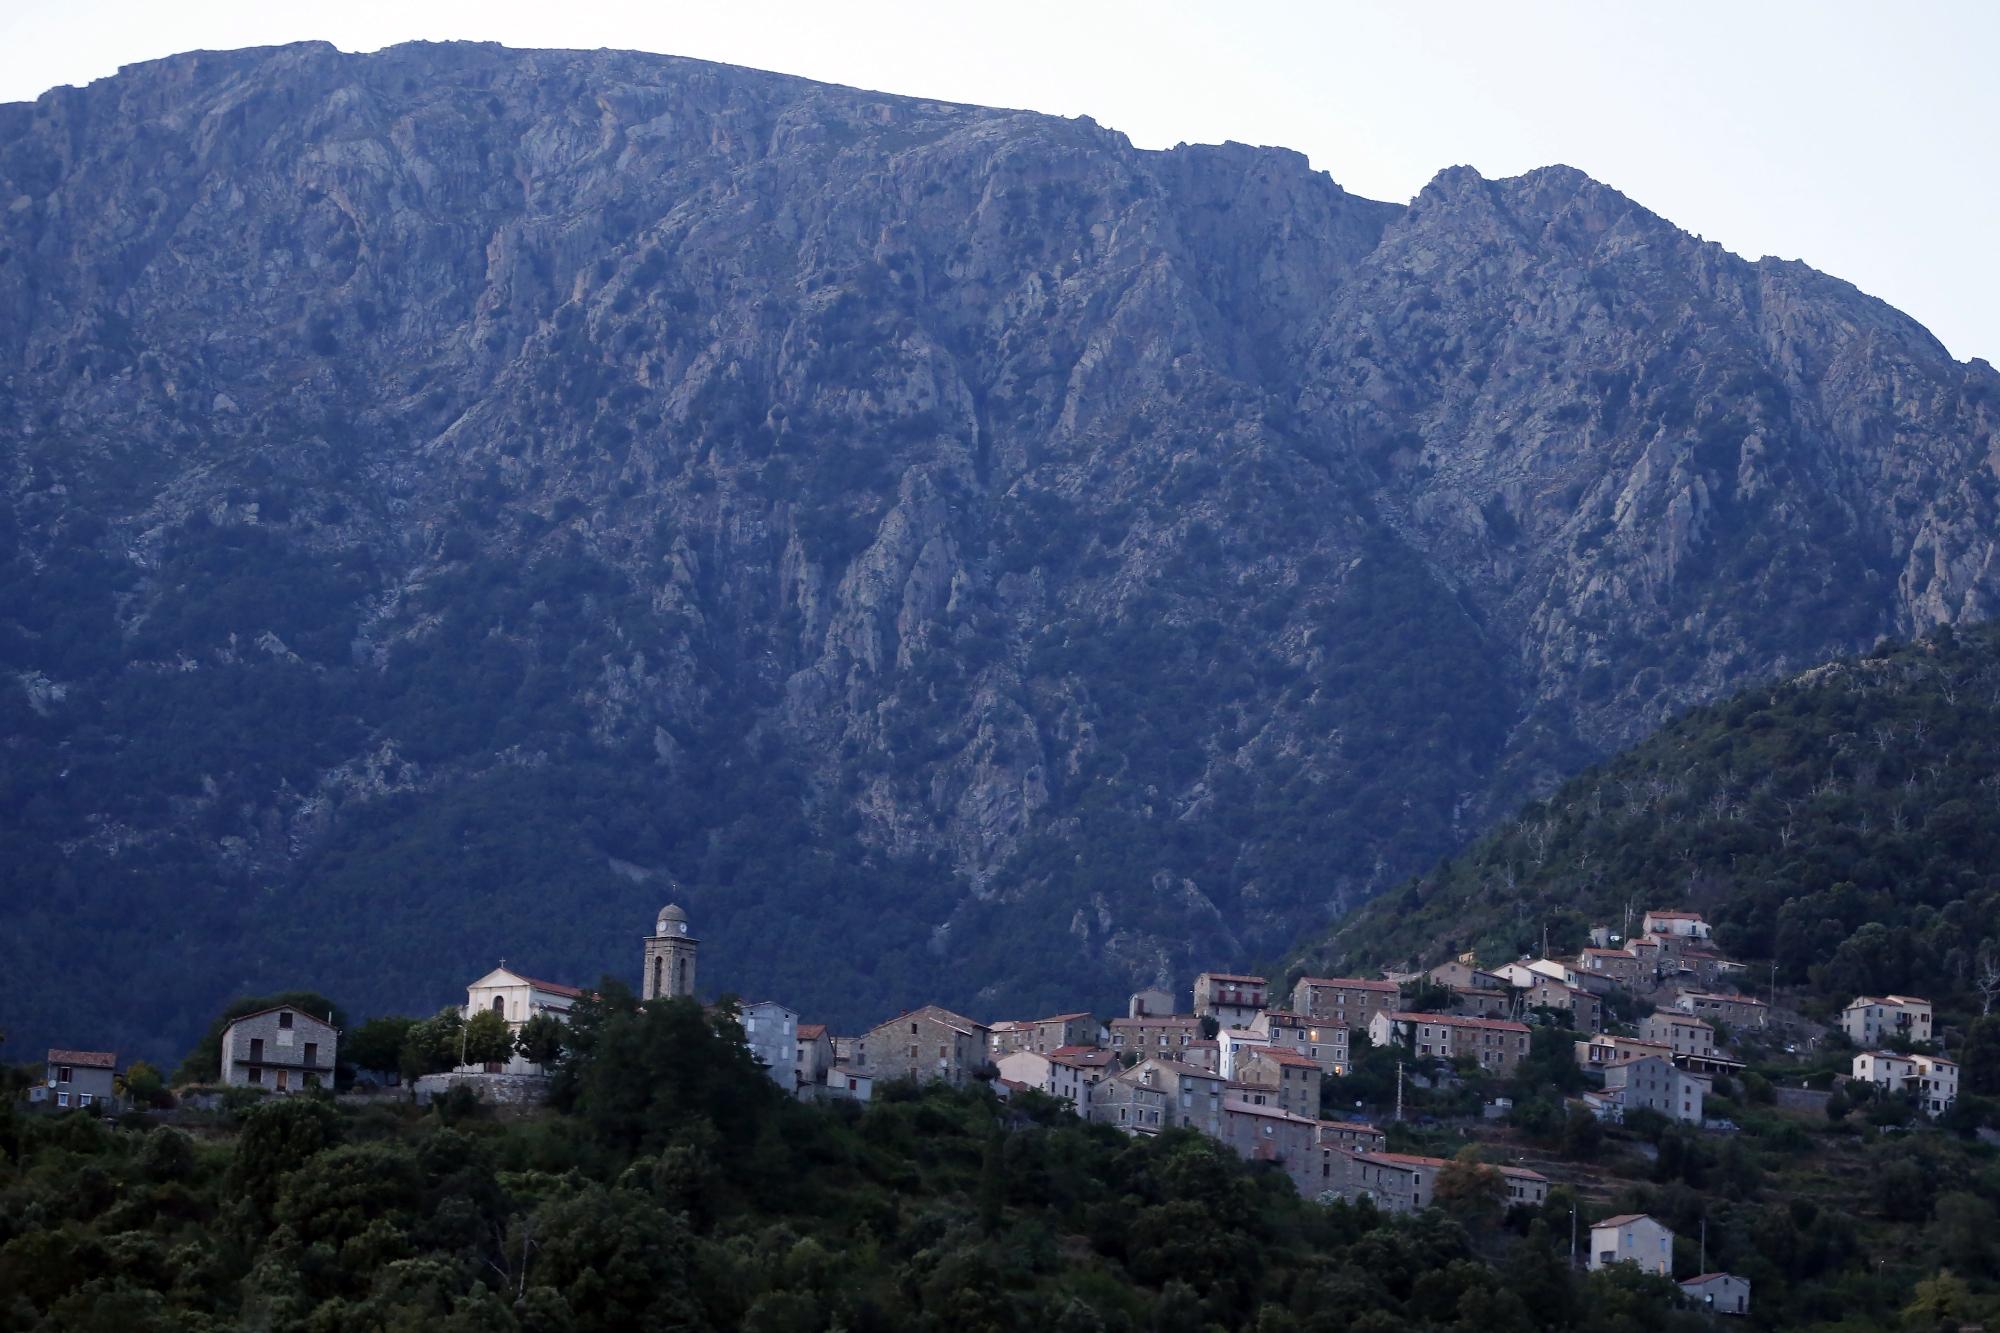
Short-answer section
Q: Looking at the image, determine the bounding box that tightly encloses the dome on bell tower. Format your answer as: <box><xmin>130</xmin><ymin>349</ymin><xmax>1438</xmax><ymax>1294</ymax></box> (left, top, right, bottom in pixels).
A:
<box><xmin>656</xmin><ymin>903</ymin><xmax>689</xmax><ymax>936</ymax></box>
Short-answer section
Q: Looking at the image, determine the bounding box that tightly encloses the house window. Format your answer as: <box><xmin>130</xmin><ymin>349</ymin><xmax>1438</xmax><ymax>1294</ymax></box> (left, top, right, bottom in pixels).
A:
<box><xmin>276</xmin><ymin>1070</ymin><xmax>289</xmax><ymax>1092</ymax></box>
<box><xmin>248</xmin><ymin>1068</ymin><xmax>262</xmax><ymax>1085</ymax></box>
<box><xmin>305</xmin><ymin>1043</ymin><xmax>318</xmax><ymax>1067</ymax></box>
<box><xmin>57</xmin><ymin>1066</ymin><xmax>72</xmax><ymax>1084</ymax></box>
<box><xmin>56</xmin><ymin>1092</ymin><xmax>69</xmax><ymax>1107</ymax></box>
<box><xmin>78</xmin><ymin>1093</ymin><xmax>92</xmax><ymax>1107</ymax></box>
<box><xmin>279</xmin><ymin>1011</ymin><xmax>293</xmax><ymax>1030</ymax></box>
<box><xmin>250</xmin><ymin>1038</ymin><xmax>264</xmax><ymax>1061</ymax></box>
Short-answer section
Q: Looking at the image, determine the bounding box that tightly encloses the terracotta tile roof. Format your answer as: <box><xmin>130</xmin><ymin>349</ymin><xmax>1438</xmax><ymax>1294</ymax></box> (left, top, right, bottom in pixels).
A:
<box><xmin>1497</xmin><ymin>1165</ymin><xmax>1549</xmax><ymax>1181</ymax></box>
<box><xmin>1680</xmin><ymin>1273</ymin><xmax>1734</xmax><ymax>1286</ymax></box>
<box><xmin>1199</xmin><ymin>972</ymin><xmax>1267</xmax><ymax>985</ymax></box>
<box><xmin>515</xmin><ymin>974</ymin><xmax>586</xmax><ymax>998</ymax></box>
<box><xmin>1110</xmin><ymin>1015</ymin><xmax>1199</xmax><ymax>1028</ymax></box>
<box><xmin>1384</xmin><ymin>1011</ymin><xmax>1530</xmax><ymax>1034</ymax></box>
<box><xmin>1318</xmin><ymin>1119</ymin><xmax>1381</xmax><ymax>1135</ymax></box>
<box><xmin>1297</xmin><ymin>976</ymin><xmax>1401</xmax><ymax>992</ymax></box>
<box><xmin>1037</xmin><ymin>1012</ymin><xmax>1094</xmax><ymax>1023</ymax></box>
<box><xmin>1222</xmin><ymin>1098</ymin><xmax>1317</xmax><ymax>1124</ymax></box>
<box><xmin>1361</xmin><ymin>1151</ymin><xmax>1451</xmax><ymax>1169</ymax></box>
<box><xmin>47</xmin><ymin>1049</ymin><xmax>115</xmax><ymax>1069</ymax></box>
<box><xmin>1596</xmin><ymin>1213</ymin><xmax>1654</xmax><ymax>1228</ymax></box>
<box><xmin>797</xmin><ymin>1023</ymin><xmax>827</xmax><ymax>1040</ymax></box>
<box><xmin>1259</xmin><ymin>1048</ymin><xmax>1322</xmax><ymax>1068</ymax></box>
<box><xmin>1647</xmin><ymin>910</ymin><xmax>1704</xmax><ymax>920</ymax></box>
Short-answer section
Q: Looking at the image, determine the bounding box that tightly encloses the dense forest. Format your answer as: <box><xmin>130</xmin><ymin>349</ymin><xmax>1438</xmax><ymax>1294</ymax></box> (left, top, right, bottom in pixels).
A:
<box><xmin>1293</xmin><ymin>625</ymin><xmax>2000</xmax><ymax>1029</ymax></box>
<box><xmin>6</xmin><ymin>987</ymin><xmax>2000</xmax><ymax>1331</ymax></box>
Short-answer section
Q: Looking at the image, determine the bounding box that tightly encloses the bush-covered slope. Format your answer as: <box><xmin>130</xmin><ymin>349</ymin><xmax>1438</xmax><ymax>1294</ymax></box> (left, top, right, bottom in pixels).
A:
<box><xmin>1293</xmin><ymin>625</ymin><xmax>2000</xmax><ymax>1021</ymax></box>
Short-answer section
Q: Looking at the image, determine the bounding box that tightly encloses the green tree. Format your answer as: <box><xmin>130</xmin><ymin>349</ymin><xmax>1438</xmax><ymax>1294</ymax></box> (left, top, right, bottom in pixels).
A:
<box><xmin>399</xmin><ymin>1007</ymin><xmax>466</xmax><ymax>1082</ymax></box>
<box><xmin>345</xmin><ymin>1016</ymin><xmax>417</xmax><ymax>1077</ymax></box>
<box><xmin>1961</xmin><ymin>1016</ymin><xmax>2000</xmax><ymax>1096</ymax></box>
<box><xmin>117</xmin><ymin>1061</ymin><xmax>169</xmax><ymax>1108</ymax></box>
<box><xmin>515</xmin><ymin>1012</ymin><xmax>568</xmax><ymax>1068</ymax></box>
<box><xmin>1433</xmin><ymin>1146</ymin><xmax>1505</xmax><ymax>1224</ymax></box>
<box><xmin>460</xmin><ymin>1009</ymin><xmax>514</xmax><ymax>1067</ymax></box>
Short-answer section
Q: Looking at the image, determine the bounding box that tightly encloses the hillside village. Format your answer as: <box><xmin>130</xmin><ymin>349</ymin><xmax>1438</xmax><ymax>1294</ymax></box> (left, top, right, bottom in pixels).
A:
<box><xmin>27</xmin><ymin>900</ymin><xmax>1982</xmax><ymax>1317</ymax></box>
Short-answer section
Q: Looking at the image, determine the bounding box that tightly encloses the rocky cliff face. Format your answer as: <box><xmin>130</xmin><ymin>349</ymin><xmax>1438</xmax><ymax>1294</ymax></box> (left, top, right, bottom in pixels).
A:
<box><xmin>3</xmin><ymin>42</ymin><xmax>1996</xmax><ymax>1057</ymax></box>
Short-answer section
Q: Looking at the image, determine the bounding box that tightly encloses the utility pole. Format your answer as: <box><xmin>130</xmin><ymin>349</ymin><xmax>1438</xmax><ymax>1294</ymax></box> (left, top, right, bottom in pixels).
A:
<box><xmin>1569</xmin><ymin>1203</ymin><xmax>1578</xmax><ymax>1269</ymax></box>
<box><xmin>1700</xmin><ymin>1217</ymin><xmax>1707</xmax><ymax>1275</ymax></box>
<box><xmin>1394</xmin><ymin>1060</ymin><xmax>1405</xmax><ymax>1123</ymax></box>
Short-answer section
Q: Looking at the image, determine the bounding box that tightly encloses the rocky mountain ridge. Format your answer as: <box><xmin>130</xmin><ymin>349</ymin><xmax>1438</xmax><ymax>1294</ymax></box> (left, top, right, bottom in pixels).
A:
<box><xmin>2</xmin><ymin>41</ymin><xmax>1997</xmax><ymax>1059</ymax></box>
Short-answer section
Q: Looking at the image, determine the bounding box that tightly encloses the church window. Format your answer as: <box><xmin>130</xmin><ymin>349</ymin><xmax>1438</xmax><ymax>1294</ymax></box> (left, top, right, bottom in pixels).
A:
<box><xmin>675</xmin><ymin>958</ymin><xmax>688</xmax><ymax>992</ymax></box>
<box><xmin>653</xmin><ymin>956</ymin><xmax>663</xmax><ymax>995</ymax></box>
<box><xmin>492</xmin><ymin>995</ymin><xmax>506</xmax><ymax>1016</ymax></box>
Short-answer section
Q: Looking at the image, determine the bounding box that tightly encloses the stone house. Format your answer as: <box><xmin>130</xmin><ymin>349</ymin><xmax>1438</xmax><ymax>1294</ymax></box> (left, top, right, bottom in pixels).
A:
<box><xmin>1089</xmin><ymin>1064</ymin><xmax>1171</xmax><ymax>1134</ymax></box>
<box><xmin>1291</xmin><ymin>976</ymin><xmax>1401</xmax><ymax>1033</ymax></box>
<box><xmin>795</xmin><ymin>1023</ymin><xmax>834</xmax><ymax>1088</ymax></box>
<box><xmin>1427</xmin><ymin>960</ymin><xmax>1513</xmax><ymax>993</ymax></box>
<box><xmin>1128</xmin><ymin>987</ymin><xmax>1175</xmax><ymax>1017</ymax></box>
<box><xmin>1234</xmin><ymin>1046</ymin><xmax>1323</xmax><ymax>1119</ymax></box>
<box><xmin>1674</xmin><ymin>990</ymin><xmax>1768</xmax><ymax>1029</ymax></box>
<box><xmin>1448</xmin><ymin>988</ymin><xmax>1515</xmax><ymax>1019</ymax></box>
<box><xmin>1643</xmin><ymin>910</ymin><xmax>1712</xmax><ymax>940</ymax></box>
<box><xmin>1640</xmin><ymin>1012</ymin><xmax>1717</xmax><ymax>1059</ymax></box>
<box><xmin>1603</xmin><ymin>1054</ymin><xmax>1708</xmax><ymax>1124</ymax></box>
<box><xmin>222</xmin><ymin>1005</ymin><xmax>339</xmax><ymax>1093</ymax></box>
<box><xmin>1024</xmin><ymin>1013</ymin><xmax>1098</xmax><ymax>1054</ymax></box>
<box><xmin>1368</xmin><ymin>1011</ymin><xmax>1532</xmax><ymax>1076</ymax></box>
<box><xmin>1577</xmin><ymin>947</ymin><xmax>1647</xmax><ymax>986</ymax></box>
<box><xmin>1325</xmin><ymin>1149</ymin><xmax>1437</xmax><ymax>1213</ymax></box>
<box><xmin>1852</xmin><ymin>1050</ymin><xmax>1958</xmax><ymax>1117</ymax></box>
<box><xmin>1183</xmin><ymin>1039</ymin><xmax>1220</xmax><ymax>1073</ymax></box>
<box><xmin>1526</xmin><ymin>975</ymin><xmax>1603</xmax><ymax>1033</ymax></box>
<box><xmin>1589</xmin><ymin>1214</ymin><xmax>1675</xmax><ymax>1275</ymax></box>
<box><xmin>1219</xmin><ymin>1099</ymin><xmax>1320</xmax><ymax>1197</ymax></box>
<box><xmin>35</xmin><ymin>1049</ymin><xmax>117</xmax><ymax>1110</ymax></box>
<box><xmin>1840</xmin><ymin>995</ymin><xmax>1933</xmax><ymax>1047</ymax></box>
<box><xmin>1098</xmin><ymin>1057</ymin><xmax>1230</xmax><ymax>1137</ymax></box>
<box><xmin>460</xmin><ymin>966</ymin><xmax>584</xmax><ymax>1074</ymax></box>
<box><xmin>1318</xmin><ymin>1119</ymin><xmax>1387</xmax><ymax>1153</ymax></box>
<box><xmin>1107</xmin><ymin>1014</ymin><xmax>1201</xmax><ymax>1061</ymax></box>
<box><xmin>1680</xmin><ymin>1273</ymin><xmax>1751</xmax><ymax>1316</ymax></box>
<box><xmin>1193</xmin><ymin>973</ymin><xmax>1268</xmax><ymax>1029</ymax></box>
<box><xmin>1499</xmin><ymin>1164</ymin><xmax>1551</xmax><ymax>1206</ymax></box>
<box><xmin>1250</xmin><ymin>1009</ymin><xmax>1351</xmax><ymax>1074</ymax></box>
<box><xmin>740</xmin><ymin>1001</ymin><xmax>798</xmax><ymax>1087</ymax></box>
<box><xmin>855</xmin><ymin>1005</ymin><xmax>991</xmax><ymax>1087</ymax></box>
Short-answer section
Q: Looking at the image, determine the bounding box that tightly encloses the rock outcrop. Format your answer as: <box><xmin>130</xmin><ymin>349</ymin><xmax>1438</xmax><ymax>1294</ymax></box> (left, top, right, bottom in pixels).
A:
<box><xmin>1</xmin><ymin>42</ymin><xmax>1996</xmax><ymax>1055</ymax></box>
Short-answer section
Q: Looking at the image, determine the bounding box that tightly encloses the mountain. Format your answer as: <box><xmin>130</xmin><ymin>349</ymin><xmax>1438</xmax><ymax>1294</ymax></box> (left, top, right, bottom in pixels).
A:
<box><xmin>1291</xmin><ymin>623</ymin><xmax>2000</xmax><ymax>1025</ymax></box>
<box><xmin>3</xmin><ymin>41</ymin><xmax>1998</xmax><ymax>1062</ymax></box>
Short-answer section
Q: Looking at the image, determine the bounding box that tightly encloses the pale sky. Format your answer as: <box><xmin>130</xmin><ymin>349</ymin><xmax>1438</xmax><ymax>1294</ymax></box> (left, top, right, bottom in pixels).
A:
<box><xmin>5</xmin><ymin>1</ymin><xmax>1997</xmax><ymax>362</ymax></box>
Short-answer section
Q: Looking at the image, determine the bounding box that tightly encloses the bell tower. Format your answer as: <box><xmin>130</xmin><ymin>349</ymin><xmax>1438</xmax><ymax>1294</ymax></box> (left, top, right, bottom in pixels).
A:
<box><xmin>643</xmin><ymin>903</ymin><xmax>698</xmax><ymax>1000</ymax></box>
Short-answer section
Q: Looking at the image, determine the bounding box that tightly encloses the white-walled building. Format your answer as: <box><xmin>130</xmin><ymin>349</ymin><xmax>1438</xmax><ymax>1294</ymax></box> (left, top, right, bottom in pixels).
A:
<box><xmin>1852</xmin><ymin>1050</ymin><xmax>1958</xmax><ymax>1117</ymax></box>
<box><xmin>460</xmin><ymin>966</ymin><xmax>582</xmax><ymax>1074</ymax></box>
<box><xmin>1589</xmin><ymin>1214</ymin><xmax>1675</xmax><ymax>1276</ymax></box>
<box><xmin>1840</xmin><ymin>995</ymin><xmax>1933</xmax><ymax>1048</ymax></box>
<box><xmin>1643</xmin><ymin>911</ymin><xmax>1712</xmax><ymax>941</ymax></box>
